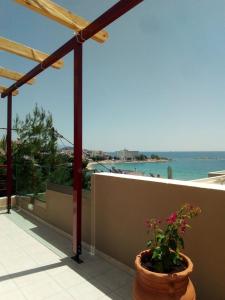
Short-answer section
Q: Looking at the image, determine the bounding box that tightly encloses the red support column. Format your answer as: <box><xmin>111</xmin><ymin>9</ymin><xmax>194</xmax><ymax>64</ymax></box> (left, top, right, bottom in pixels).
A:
<box><xmin>7</xmin><ymin>93</ymin><xmax>12</xmax><ymax>214</ymax></box>
<box><xmin>72</xmin><ymin>45</ymin><xmax>83</xmax><ymax>262</ymax></box>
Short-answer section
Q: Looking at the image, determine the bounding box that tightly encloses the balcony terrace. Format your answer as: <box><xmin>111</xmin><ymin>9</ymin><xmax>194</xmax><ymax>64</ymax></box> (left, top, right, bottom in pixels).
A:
<box><xmin>0</xmin><ymin>208</ymin><xmax>133</xmax><ymax>300</ymax></box>
<box><xmin>2</xmin><ymin>1</ymin><xmax>223</xmax><ymax>299</ymax></box>
<box><xmin>0</xmin><ymin>173</ymin><xmax>224</xmax><ymax>299</ymax></box>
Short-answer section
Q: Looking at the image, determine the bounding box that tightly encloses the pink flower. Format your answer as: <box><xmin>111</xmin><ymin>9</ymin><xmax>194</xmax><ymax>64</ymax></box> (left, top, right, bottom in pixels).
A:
<box><xmin>144</xmin><ymin>219</ymin><xmax>150</xmax><ymax>228</ymax></box>
<box><xmin>145</xmin><ymin>218</ymin><xmax>162</xmax><ymax>230</ymax></box>
<box><xmin>157</xmin><ymin>219</ymin><xmax>162</xmax><ymax>225</ymax></box>
<box><xmin>166</xmin><ymin>212</ymin><xmax>177</xmax><ymax>224</ymax></box>
<box><xmin>180</xmin><ymin>219</ymin><xmax>188</xmax><ymax>234</ymax></box>
<box><xmin>180</xmin><ymin>226</ymin><xmax>186</xmax><ymax>234</ymax></box>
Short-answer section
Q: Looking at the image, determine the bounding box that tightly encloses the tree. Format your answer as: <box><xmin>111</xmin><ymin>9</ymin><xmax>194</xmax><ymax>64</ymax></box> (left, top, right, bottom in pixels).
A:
<box><xmin>1</xmin><ymin>104</ymin><xmax>92</xmax><ymax>197</ymax></box>
<box><xmin>135</xmin><ymin>154</ymin><xmax>147</xmax><ymax>161</ymax></box>
<box><xmin>14</xmin><ymin>104</ymin><xmax>58</xmax><ymax>197</ymax></box>
<box><xmin>49</xmin><ymin>156</ymin><xmax>92</xmax><ymax>190</ymax></box>
<box><xmin>14</xmin><ymin>104</ymin><xmax>57</xmax><ymax>168</ymax></box>
<box><xmin>151</xmin><ymin>154</ymin><xmax>160</xmax><ymax>160</ymax></box>
<box><xmin>0</xmin><ymin>135</ymin><xmax>6</xmax><ymax>165</ymax></box>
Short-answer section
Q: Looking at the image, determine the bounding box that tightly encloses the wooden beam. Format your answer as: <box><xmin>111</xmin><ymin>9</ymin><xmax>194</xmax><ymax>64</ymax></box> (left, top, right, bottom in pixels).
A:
<box><xmin>0</xmin><ymin>86</ymin><xmax>18</xmax><ymax>96</ymax></box>
<box><xmin>0</xmin><ymin>67</ymin><xmax>35</xmax><ymax>85</ymax></box>
<box><xmin>14</xmin><ymin>0</ymin><xmax>109</xmax><ymax>43</ymax></box>
<box><xmin>0</xmin><ymin>37</ymin><xmax>64</xmax><ymax>69</ymax></box>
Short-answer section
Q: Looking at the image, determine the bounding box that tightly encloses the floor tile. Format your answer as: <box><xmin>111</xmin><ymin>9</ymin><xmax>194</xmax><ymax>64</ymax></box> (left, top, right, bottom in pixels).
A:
<box><xmin>44</xmin><ymin>291</ymin><xmax>75</xmax><ymax>300</ymax></box>
<box><xmin>68</xmin><ymin>281</ymin><xmax>111</xmax><ymax>300</ymax></box>
<box><xmin>114</xmin><ymin>279</ymin><xmax>133</xmax><ymax>299</ymax></box>
<box><xmin>0</xmin><ymin>279</ymin><xmax>18</xmax><ymax>294</ymax></box>
<box><xmin>19</xmin><ymin>277</ymin><xmax>63</xmax><ymax>300</ymax></box>
<box><xmin>0</xmin><ymin>290</ymin><xmax>27</xmax><ymax>300</ymax></box>
<box><xmin>0</xmin><ymin>211</ymin><xmax>134</xmax><ymax>300</ymax></box>
<box><xmin>49</xmin><ymin>267</ymin><xmax>86</xmax><ymax>289</ymax></box>
<box><xmin>94</xmin><ymin>268</ymin><xmax>132</xmax><ymax>292</ymax></box>
<box><xmin>12</xmin><ymin>270</ymin><xmax>50</xmax><ymax>288</ymax></box>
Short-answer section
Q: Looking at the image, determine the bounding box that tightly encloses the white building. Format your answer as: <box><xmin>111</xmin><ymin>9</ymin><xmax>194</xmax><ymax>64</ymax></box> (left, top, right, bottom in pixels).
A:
<box><xmin>116</xmin><ymin>149</ymin><xmax>140</xmax><ymax>161</ymax></box>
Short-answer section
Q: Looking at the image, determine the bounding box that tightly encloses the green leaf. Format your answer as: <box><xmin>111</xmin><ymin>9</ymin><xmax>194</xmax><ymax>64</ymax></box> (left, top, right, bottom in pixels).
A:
<box><xmin>168</xmin><ymin>239</ymin><xmax>177</xmax><ymax>251</ymax></box>
<box><xmin>178</xmin><ymin>237</ymin><xmax>184</xmax><ymax>249</ymax></box>
<box><xmin>147</xmin><ymin>240</ymin><xmax>152</xmax><ymax>248</ymax></box>
<box><xmin>156</xmin><ymin>234</ymin><xmax>165</xmax><ymax>244</ymax></box>
<box><xmin>152</xmin><ymin>247</ymin><xmax>162</xmax><ymax>260</ymax></box>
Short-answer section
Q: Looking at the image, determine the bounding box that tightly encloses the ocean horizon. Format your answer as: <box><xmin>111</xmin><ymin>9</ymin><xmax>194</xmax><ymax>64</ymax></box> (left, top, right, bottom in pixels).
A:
<box><xmin>95</xmin><ymin>151</ymin><xmax>225</xmax><ymax>180</ymax></box>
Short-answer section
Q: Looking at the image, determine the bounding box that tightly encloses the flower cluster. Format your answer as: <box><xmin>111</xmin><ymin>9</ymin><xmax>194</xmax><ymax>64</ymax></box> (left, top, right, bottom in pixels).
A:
<box><xmin>145</xmin><ymin>218</ymin><xmax>161</xmax><ymax>230</ymax></box>
<box><xmin>145</xmin><ymin>203</ymin><xmax>201</xmax><ymax>273</ymax></box>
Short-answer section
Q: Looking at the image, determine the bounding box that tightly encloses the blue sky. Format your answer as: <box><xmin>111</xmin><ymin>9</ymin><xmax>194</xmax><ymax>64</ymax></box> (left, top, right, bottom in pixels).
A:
<box><xmin>1</xmin><ymin>0</ymin><xmax>225</xmax><ymax>151</ymax></box>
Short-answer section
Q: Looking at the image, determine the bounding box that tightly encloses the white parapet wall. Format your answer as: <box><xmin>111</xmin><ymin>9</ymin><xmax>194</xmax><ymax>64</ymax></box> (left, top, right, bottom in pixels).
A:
<box><xmin>13</xmin><ymin>175</ymin><xmax>225</xmax><ymax>300</ymax></box>
<box><xmin>91</xmin><ymin>172</ymin><xmax>225</xmax><ymax>300</ymax></box>
<box><xmin>192</xmin><ymin>174</ymin><xmax>225</xmax><ymax>186</ymax></box>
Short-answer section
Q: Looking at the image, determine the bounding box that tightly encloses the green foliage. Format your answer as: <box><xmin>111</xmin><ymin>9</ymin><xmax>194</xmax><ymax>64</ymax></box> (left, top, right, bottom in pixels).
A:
<box><xmin>1</xmin><ymin>104</ymin><xmax>92</xmax><ymax>199</ymax></box>
<box><xmin>150</xmin><ymin>154</ymin><xmax>169</xmax><ymax>160</ymax></box>
<box><xmin>91</xmin><ymin>155</ymin><xmax>106</xmax><ymax>162</ymax></box>
<box><xmin>49</xmin><ymin>156</ymin><xmax>92</xmax><ymax>190</ymax></box>
<box><xmin>0</xmin><ymin>135</ymin><xmax>6</xmax><ymax>154</ymax></box>
<box><xmin>49</xmin><ymin>164</ymin><xmax>72</xmax><ymax>186</ymax></box>
<box><xmin>145</xmin><ymin>204</ymin><xmax>201</xmax><ymax>273</ymax></box>
<box><xmin>13</xmin><ymin>104</ymin><xmax>58</xmax><ymax>198</ymax></box>
<box><xmin>48</xmin><ymin>153</ymin><xmax>73</xmax><ymax>187</ymax></box>
<box><xmin>0</xmin><ymin>135</ymin><xmax>7</xmax><ymax>168</ymax></box>
<box><xmin>135</xmin><ymin>154</ymin><xmax>147</xmax><ymax>161</ymax></box>
<box><xmin>14</xmin><ymin>104</ymin><xmax>57</xmax><ymax>169</ymax></box>
<box><xmin>150</xmin><ymin>154</ymin><xmax>160</xmax><ymax>160</ymax></box>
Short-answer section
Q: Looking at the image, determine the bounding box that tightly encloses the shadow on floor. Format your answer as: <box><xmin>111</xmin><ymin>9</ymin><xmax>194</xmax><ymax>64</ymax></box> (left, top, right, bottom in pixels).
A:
<box><xmin>3</xmin><ymin>209</ymin><xmax>133</xmax><ymax>299</ymax></box>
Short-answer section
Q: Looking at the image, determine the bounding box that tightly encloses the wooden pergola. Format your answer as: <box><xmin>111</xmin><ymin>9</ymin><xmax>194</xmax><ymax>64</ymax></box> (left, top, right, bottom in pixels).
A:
<box><xmin>0</xmin><ymin>0</ymin><xmax>143</xmax><ymax>262</ymax></box>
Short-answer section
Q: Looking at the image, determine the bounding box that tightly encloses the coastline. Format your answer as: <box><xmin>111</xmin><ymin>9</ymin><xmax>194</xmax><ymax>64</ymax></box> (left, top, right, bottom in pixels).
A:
<box><xmin>87</xmin><ymin>158</ymin><xmax>169</xmax><ymax>170</ymax></box>
<box><xmin>85</xmin><ymin>152</ymin><xmax>225</xmax><ymax>181</ymax></box>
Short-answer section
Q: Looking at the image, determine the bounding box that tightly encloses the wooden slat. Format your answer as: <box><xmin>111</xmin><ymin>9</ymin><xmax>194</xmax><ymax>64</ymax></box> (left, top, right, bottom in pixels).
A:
<box><xmin>0</xmin><ymin>37</ymin><xmax>64</xmax><ymax>69</ymax></box>
<box><xmin>0</xmin><ymin>67</ymin><xmax>35</xmax><ymax>85</ymax></box>
<box><xmin>14</xmin><ymin>0</ymin><xmax>109</xmax><ymax>43</ymax></box>
<box><xmin>0</xmin><ymin>85</ymin><xmax>19</xmax><ymax>96</ymax></box>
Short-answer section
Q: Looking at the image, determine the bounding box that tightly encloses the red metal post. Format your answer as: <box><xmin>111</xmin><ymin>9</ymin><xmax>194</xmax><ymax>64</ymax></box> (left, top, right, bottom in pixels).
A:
<box><xmin>0</xmin><ymin>0</ymin><xmax>144</xmax><ymax>263</ymax></box>
<box><xmin>7</xmin><ymin>93</ymin><xmax>12</xmax><ymax>214</ymax></box>
<box><xmin>72</xmin><ymin>45</ymin><xmax>83</xmax><ymax>261</ymax></box>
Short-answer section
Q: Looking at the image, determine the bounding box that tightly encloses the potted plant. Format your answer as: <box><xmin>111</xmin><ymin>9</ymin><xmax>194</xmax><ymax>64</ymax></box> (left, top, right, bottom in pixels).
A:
<box><xmin>134</xmin><ymin>203</ymin><xmax>201</xmax><ymax>300</ymax></box>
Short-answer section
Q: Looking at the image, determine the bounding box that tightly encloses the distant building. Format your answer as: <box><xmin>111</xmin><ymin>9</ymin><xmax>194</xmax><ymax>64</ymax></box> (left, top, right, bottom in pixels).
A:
<box><xmin>89</xmin><ymin>150</ymin><xmax>105</xmax><ymax>157</ymax></box>
<box><xmin>83</xmin><ymin>149</ymin><xmax>108</xmax><ymax>160</ymax></box>
<box><xmin>59</xmin><ymin>147</ymin><xmax>73</xmax><ymax>157</ymax></box>
<box><xmin>116</xmin><ymin>149</ymin><xmax>140</xmax><ymax>161</ymax></box>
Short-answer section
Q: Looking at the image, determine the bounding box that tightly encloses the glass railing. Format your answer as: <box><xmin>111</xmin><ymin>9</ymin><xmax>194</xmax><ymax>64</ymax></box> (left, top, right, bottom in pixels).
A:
<box><xmin>15</xmin><ymin>162</ymin><xmax>94</xmax><ymax>202</ymax></box>
<box><xmin>49</xmin><ymin>163</ymin><xmax>94</xmax><ymax>191</ymax></box>
<box><xmin>15</xmin><ymin>163</ymin><xmax>48</xmax><ymax>202</ymax></box>
<box><xmin>0</xmin><ymin>164</ymin><xmax>7</xmax><ymax>197</ymax></box>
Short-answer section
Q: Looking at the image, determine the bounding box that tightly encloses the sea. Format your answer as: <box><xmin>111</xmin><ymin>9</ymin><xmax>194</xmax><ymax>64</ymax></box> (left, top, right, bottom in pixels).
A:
<box><xmin>94</xmin><ymin>151</ymin><xmax>225</xmax><ymax>181</ymax></box>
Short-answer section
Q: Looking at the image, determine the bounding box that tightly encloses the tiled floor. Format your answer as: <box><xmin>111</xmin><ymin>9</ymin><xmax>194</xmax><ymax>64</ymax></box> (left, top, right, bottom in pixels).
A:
<box><xmin>0</xmin><ymin>210</ymin><xmax>133</xmax><ymax>300</ymax></box>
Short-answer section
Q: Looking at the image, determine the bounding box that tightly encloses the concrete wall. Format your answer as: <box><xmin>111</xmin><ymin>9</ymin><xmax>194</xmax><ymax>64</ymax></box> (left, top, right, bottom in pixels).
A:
<box><xmin>17</xmin><ymin>184</ymin><xmax>91</xmax><ymax>245</ymax></box>
<box><xmin>15</xmin><ymin>175</ymin><xmax>225</xmax><ymax>299</ymax></box>
<box><xmin>92</xmin><ymin>173</ymin><xmax>225</xmax><ymax>300</ymax></box>
<box><xmin>0</xmin><ymin>196</ymin><xmax>16</xmax><ymax>210</ymax></box>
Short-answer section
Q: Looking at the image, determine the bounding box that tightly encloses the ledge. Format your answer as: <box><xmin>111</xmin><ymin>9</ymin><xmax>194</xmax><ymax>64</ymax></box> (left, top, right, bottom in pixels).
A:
<box><xmin>94</xmin><ymin>172</ymin><xmax>225</xmax><ymax>191</ymax></box>
<box><xmin>47</xmin><ymin>183</ymin><xmax>91</xmax><ymax>197</ymax></box>
<box><xmin>47</xmin><ymin>183</ymin><xmax>73</xmax><ymax>195</ymax></box>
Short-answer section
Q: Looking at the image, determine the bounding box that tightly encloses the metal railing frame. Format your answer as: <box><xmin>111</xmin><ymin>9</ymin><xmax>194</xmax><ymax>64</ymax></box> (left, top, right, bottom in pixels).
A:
<box><xmin>0</xmin><ymin>0</ymin><xmax>143</xmax><ymax>262</ymax></box>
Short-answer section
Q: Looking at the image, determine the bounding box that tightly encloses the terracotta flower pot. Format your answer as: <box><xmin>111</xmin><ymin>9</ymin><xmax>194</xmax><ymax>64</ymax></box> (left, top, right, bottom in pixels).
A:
<box><xmin>133</xmin><ymin>250</ymin><xmax>196</xmax><ymax>300</ymax></box>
